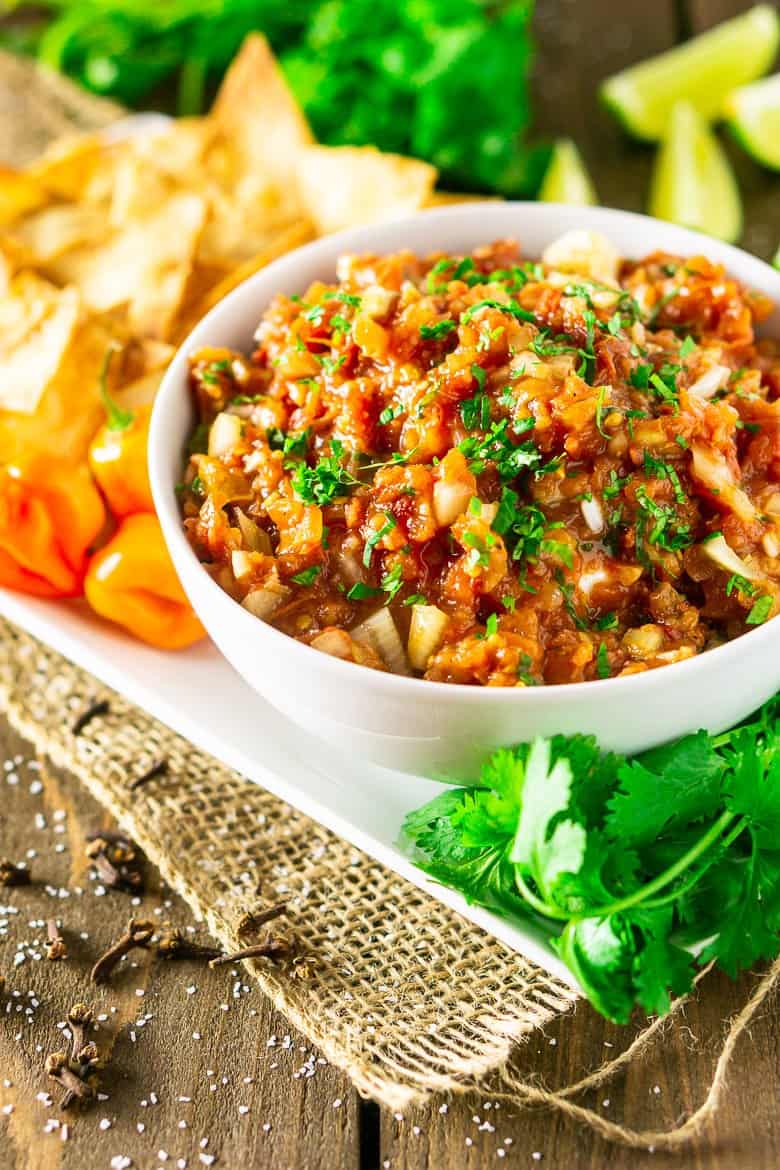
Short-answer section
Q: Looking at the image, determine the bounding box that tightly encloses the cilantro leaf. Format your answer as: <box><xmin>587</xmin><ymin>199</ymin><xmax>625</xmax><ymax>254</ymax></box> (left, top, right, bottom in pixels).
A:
<box><xmin>605</xmin><ymin>732</ymin><xmax>725</xmax><ymax>849</ymax></box>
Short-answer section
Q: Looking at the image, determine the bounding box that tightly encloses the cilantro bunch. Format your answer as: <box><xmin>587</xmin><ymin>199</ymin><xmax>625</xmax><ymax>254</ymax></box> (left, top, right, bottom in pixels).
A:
<box><xmin>4</xmin><ymin>0</ymin><xmax>547</xmax><ymax>195</ymax></box>
<box><xmin>402</xmin><ymin>695</ymin><xmax>780</xmax><ymax>1022</ymax></box>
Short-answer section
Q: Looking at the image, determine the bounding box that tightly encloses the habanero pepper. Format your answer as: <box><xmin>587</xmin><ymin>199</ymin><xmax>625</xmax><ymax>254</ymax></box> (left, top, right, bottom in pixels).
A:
<box><xmin>88</xmin><ymin>346</ymin><xmax>154</xmax><ymax>517</ymax></box>
<box><xmin>84</xmin><ymin>513</ymin><xmax>205</xmax><ymax>650</ymax></box>
<box><xmin>0</xmin><ymin>455</ymin><xmax>105</xmax><ymax>598</ymax></box>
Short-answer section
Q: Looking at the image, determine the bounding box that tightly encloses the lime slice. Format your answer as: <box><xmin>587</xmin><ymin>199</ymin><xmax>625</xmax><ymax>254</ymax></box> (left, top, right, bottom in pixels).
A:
<box><xmin>538</xmin><ymin>139</ymin><xmax>597</xmax><ymax>205</ymax></box>
<box><xmin>725</xmin><ymin>73</ymin><xmax>780</xmax><ymax>169</ymax></box>
<box><xmin>601</xmin><ymin>4</ymin><xmax>780</xmax><ymax>141</ymax></box>
<box><xmin>648</xmin><ymin>101</ymin><xmax>742</xmax><ymax>243</ymax></box>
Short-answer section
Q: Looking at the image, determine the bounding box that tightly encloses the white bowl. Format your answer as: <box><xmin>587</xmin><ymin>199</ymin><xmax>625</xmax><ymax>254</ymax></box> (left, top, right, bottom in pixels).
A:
<box><xmin>150</xmin><ymin>203</ymin><xmax>780</xmax><ymax>778</ymax></box>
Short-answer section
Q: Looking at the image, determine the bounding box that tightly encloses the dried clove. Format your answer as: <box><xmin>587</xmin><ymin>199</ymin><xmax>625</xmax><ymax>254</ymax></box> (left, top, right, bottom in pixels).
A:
<box><xmin>71</xmin><ymin>698</ymin><xmax>110</xmax><ymax>736</ymax></box>
<box><xmin>156</xmin><ymin>927</ymin><xmax>223</xmax><ymax>963</ymax></box>
<box><xmin>85</xmin><ymin>833</ymin><xmax>144</xmax><ymax>893</ymax></box>
<box><xmin>66</xmin><ymin>1004</ymin><xmax>93</xmax><ymax>1059</ymax></box>
<box><xmin>45</xmin><ymin>1051</ymin><xmax>94</xmax><ymax>1109</ymax></box>
<box><xmin>128</xmin><ymin>756</ymin><xmax>169</xmax><ymax>791</ymax></box>
<box><xmin>209</xmin><ymin>933</ymin><xmax>296</xmax><ymax>968</ymax></box>
<box><xmin>91</xmin><ymin>918</ymin><xmax>155</xmax><ymax>984</ymax></box>
<box><xmin>0</xmin><ymin>858</ymin><xmax>30</xmax><ymax>887</ymax></box>
<box><xmin>236</xmin><ymin>902</ymin><xmax>288</xmax><ymax>939</ymax></box>
<box><xmin>46</xmin><ymin>919</ymin><xmax>67</xmax><ymax>961</ymax></box>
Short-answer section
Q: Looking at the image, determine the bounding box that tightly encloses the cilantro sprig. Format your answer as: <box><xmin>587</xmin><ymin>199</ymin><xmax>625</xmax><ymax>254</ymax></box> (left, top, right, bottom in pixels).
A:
<box><xmin>403</xmin><ymin>695</ymin><xmax>780</xmax><ymax>1023</ymax></box>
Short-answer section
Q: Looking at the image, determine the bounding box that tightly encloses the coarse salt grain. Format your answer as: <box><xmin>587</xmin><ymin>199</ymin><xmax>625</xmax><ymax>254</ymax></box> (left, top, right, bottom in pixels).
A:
<box><xmin>98</xmin><ymin>1118</ymin><xmax>111</xmax><ymax>1131</ymax></box>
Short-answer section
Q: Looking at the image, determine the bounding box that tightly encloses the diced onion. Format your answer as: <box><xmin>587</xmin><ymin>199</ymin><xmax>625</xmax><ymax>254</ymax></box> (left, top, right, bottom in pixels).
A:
<box><xmin>241</xmin><ymin>582</ymin><xmax>290</xmax><ymax>620</ymax></box>
<box><xmin>622</xmin><ymin>624</ymin><xmax>664</xmax><ymax>660</ymax></box>
<box><xmin>433</xmin><ymin>478</ymin><xmax>474</xmax><ymax>527</ymax></box>
<box><xmin>231</xmin><ymin>550</ymin><xmax>255</xmax><ymax>580</ymax></box>
<box><xmin>700</xmin><ymin>533</ymin><xmax>761</xmax><ymax>581</ymax></box>
<box><xmin>762</xmin><ymin>532</ymin><xmax>780</xmax><ymax>558</ymax></box>
<box><xmin>690</xmin><ymin>442</ymin><xmax>759</xmax><ymax>525</ymax></box>
<box><xmin>578</xmin><ymin>568</ymin><xmax>607</xmax><ymax>595</ymax></box>
<box><xmin>352</xmin><ymin>608</ymin><xmax>410</xmax><ymax>675</ymax></box>
<box><xmin>688</xmin><ymin>365</ymin><xmax>730</xmax><ymax>399</ymax></box>
<box><xmin>407</xmin><ymin>604</ymin><xmax>449</xmax><ymax>672</ymax></box>
<box><xmin>360</xmin><ymin>285</ymin><xmax>396</xmax><ymax>320</ymax></box>
<box><xmin>236</xmin><ymin>509</ymin><xmax>272</xmax><ymax>554</ymax></box>
<box><xmin>580</xmin><ymin>495</ymin><xmax>604</xmax><ymax>534</ymax></box>
<box><xmin>208</xmin><ymin>412</ymin><xmax>242</xmax><ymax>457</ymax></box>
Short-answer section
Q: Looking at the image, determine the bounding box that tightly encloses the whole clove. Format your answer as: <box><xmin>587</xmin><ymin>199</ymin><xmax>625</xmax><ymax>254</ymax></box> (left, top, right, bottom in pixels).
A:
<box><xmin>0</xmin><ymin>858</ymin><xmax>30</xmax><ymax>887</ymax></box>
<box><xmin>236</xmin><ymin>902</ymin><xmax>288</xmax><ymax>939</ymax></box>
<box><xmin>209</xmin><ymin>933</ymin><xmax>296</xmax><ymax>968</ymax></box>
<box><xmin>66</xmin><ymin>1004</ymin><xmax>93</xmax><ymax>1059</ymax></box>
<box><xmin>46</xmin><ymin>919</ymin><xmax>67</xmax><ymax>961</ymax></box>
<box><xmin>91</xmin><ymin>918</ymin><xmax>155</xmax><ymax>984</ymax></box>
<box><xmin>45</xmin><ymin>1051</ymin><xmax>95</xmax><ymax>1109</ymax></box>
<box><xmin>156</xmin><ymin>927</ymin><xmax>223</xmax><ymax>963</ymax></box>
<box><xmin>71</xmin><ymin>698</ymin><xmax>110</xmax><ymax>737</ymax></box>
<box><xmin>85</xmin><ymin>833</ymin><xmax>144</xmax><ymax>893</ymax></box>
<box><xmin>128</xmin><ymin>756</ymin><xmax>169</xmax><ymax>791</ymax></box>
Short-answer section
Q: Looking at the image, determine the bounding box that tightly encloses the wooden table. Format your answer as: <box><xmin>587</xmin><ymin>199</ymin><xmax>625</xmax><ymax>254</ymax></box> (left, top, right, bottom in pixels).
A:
<box><xmin>1</xmin><ymin>2</ymin><xmax>779</xmax><ymax>1167</ymax></box>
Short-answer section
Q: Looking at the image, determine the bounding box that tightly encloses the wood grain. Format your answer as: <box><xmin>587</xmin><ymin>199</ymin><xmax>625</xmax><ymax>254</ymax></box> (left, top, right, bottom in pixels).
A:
<box><xmin>0</xmin><ymin>725</ymin><xmax>360</xmax><ymax>1170</ymax></box>
<box><xmin>1</xmin><ymin>2</ymin><xmax>780</xmax><ymax>1168</ymax></box>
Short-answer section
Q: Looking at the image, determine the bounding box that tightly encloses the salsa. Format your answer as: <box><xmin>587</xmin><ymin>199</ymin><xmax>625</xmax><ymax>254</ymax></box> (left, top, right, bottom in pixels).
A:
<box><xmin>181</xmin><ymin>232</ymin><xmax>780</xmax><ymax>686</ymax></box>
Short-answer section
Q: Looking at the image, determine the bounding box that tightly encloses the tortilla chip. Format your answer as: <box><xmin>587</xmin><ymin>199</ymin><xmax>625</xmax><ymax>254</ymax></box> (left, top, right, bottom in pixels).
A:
<box><xmin>209</xmin><ymin>35</ymin><xmax>313</xmax><ymax>191</ymax></box>
<box><xmin>0</xmin><ymin>274</ymin><xmax>81</xmax><ymax>414</ymax></box>
<box><xmin>47</xmin><ymin>192</ymin><xmax>207</xmax><ymax>340</ymax></box>
<box><xmin>173</xmin><ymin>219</ymin><xmax>314</xmax><ymax>341</ymax></box>
<box><xmin>198</xmin><ymin>181</ymin><xmax>306</xmax><ymax>264</ymax></box>
<box><xmin>0</xmin><ymin>237</ymin><xmax>36</xmax><ymax>296</ymax></box>
<box><xmin>0</xmin><ymin>166</ymin><xmax>48</xmax><ymax>228</ymax></box>
<box><xmin>10</xmin><ymin>203</ymin><xmax>109</xmax><ymax>262</ymax></box>
<box><xmin>130</xmin><ymin>117</ymin><xmax>212</xmax><ymax>179</ymax></box>
<box><xmin>0</xmin><ymin>276</ymin><xmax>116</xmax><ymax>463</ymax></box>
<box><xmin>296</xmin><ymin>146</ymin><xmax>437</xmax><ymax>235</ymax></box>
<box><xmin>27</xmin><ymin>134</ymin><xmax>123</xmax><ymax>203</ymax></box>
<box><xmin>109</xmin><ymin>151</ymin><xmax>180</xmax><ymax>227</ymax></box>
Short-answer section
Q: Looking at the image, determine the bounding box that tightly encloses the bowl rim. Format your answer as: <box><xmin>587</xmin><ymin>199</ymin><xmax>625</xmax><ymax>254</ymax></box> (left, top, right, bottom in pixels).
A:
<box><xmin>150</xmin><ymin>200</ymin><xmax>780</xmax><ymax>704</ymax></box>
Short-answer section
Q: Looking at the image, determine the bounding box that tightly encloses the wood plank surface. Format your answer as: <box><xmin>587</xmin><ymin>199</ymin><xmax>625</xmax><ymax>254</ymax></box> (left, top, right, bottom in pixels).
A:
<box><xmin>2</xmin><ymin>1</ymin><xmax>780</xmax><ymax>1168</ymax></box>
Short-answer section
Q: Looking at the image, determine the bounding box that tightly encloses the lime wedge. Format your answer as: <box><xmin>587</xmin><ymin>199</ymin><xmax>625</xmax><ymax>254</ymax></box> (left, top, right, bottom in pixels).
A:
<box><xmin>774</xmin><ymin>244</ymin><xmax>780</xmax><ymax>269</ymax></box>
<box><xmin>601</xmin><ymin>4</ymin><xmax>780</xmax><ymax>141</ymax></box>
<box><xmin>725</xmin><ymin>73</ymin><xmax>780</xmax><ymax>169</ymax></box>
<box><xmin>648</xmin><ymin>101</ymin><xmax>742</xmax><ymax>243</ymax></box>
<box><xmin>538</xmin><ymin>139</ymin><xmax>597</xmax><ymax>205</ymax></box>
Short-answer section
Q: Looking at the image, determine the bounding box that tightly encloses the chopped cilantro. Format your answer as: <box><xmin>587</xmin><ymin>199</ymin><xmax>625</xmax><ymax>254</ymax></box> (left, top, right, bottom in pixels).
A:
<box><xmin>380</xmin><ymin>562</ymin><xmax>405</xmax><ymax>604</ymax></box>
<box><xmin>462</xmin><ymin>299</ymin><xmax>535</xmax><ymax>324</ymax></box>
<box><xmin>596</xmin><ymin>641</ymin><xmax>611</xmax><ymax>679</ymax></box>
<box><xmin>746</xmin><ymin>595</ymin><xmax>773</xmax><ymax>625</ymax></box>
<box><xmin>460</xmin><ymin>392</ymin><xmax>491</xmax><ymax>432</ymax></box>
<box><xmin>292</xmin><ymin>440</ymin><xmax>358</xmax><ymax>506</ymax></box>
<box><xmin>379</xmin><ymin>404</ymin><xmax>404</xmax><ymax>425</ymax></box>
<box><xmin>420</xmin><ymin>319</ymin><xmax>457</xmax><ymax>340</ymax></box>
<box><xmin>363</xmin><ymin>511</ymin><xmax>397</xmax><ymax>567</ymax></box>
<box><xmin>291</xmin><ymin>566</ymin><xmax>322</xmax><ymax>586</ymax></box>
<box><xmin>347</xmin><ymin>582</ymin><xmax>383</xmax><ymax>601</ymax></box>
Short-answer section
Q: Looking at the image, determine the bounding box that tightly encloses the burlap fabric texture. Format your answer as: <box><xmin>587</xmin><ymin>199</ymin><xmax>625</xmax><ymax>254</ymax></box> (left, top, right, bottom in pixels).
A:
<box><xmin>4</xmin><ymin>619</ymin><xmax>780</xmax><ymax>1149</ymax></box>
<box><xmin>0</xmin><ymin>619</ymin><xmax>579</xmax><ymax>1109</ymax></box>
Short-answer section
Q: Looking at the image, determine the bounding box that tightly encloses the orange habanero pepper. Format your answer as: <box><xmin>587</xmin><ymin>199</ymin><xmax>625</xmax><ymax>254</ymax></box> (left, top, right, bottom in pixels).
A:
<box><xmin>88</xmin><ymin>347</ymin><xmax>154</xmax><ymax>517</ymax></box>
<box><xmin>84</xmin><ymin>513</ymin><xmax>204</xmax><ymax>650</ymax></box>
<box><xmin>0</xmin><ymin>456</ymin><xmax>105</xmax><ymax>598</ymax></box>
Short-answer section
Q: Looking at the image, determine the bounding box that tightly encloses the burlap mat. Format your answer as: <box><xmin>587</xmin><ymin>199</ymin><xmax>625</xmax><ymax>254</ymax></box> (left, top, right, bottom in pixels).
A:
<box><xmin>0</xmin><ymin>618</ymin><xmax>578</xmax><ymax>1109</ymax></box>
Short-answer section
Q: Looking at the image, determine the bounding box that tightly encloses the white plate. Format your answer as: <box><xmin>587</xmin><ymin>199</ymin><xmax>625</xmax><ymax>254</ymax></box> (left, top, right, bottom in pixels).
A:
<box><xmin>0</xmin><ymin>587</ymin><xmax>576</xmax><ymax>988</ymax></box>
